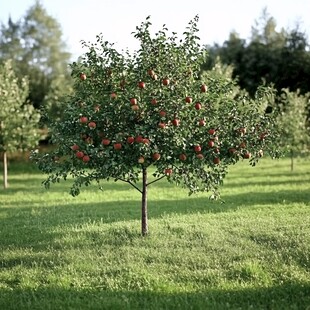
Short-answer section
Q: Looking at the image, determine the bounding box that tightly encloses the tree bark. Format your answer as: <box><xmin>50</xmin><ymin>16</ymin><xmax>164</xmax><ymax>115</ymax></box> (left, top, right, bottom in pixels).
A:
<box><xmin>3</xmin><ymin>151</ymin><xmax>8</xmax><ymax>189</ymax></box>
<box><xmin>290</xmin><ymin>149</ymin><xmax>294</xmax><ymax>172</ymax></box>
<box><xmin>141</xmin><ymin>167</ymin><xmax>148</xmax><ymax>236</ymax></box>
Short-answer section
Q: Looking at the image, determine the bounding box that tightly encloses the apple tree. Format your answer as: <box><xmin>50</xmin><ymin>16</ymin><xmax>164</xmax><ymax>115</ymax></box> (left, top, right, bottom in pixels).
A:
<box><xmin>275</xmin><ymin>89</ymin><xmax>310</xmax><ymax>171</ymax></box>
<box><xmin>32</xmin><ymin>16</ymin><xmax>280</xmax><ymax>235</ymax></box>
<box><xmin>0</xmin><ymin>60</ymin><xmax>40</xmax><ymax>188</ymax></box>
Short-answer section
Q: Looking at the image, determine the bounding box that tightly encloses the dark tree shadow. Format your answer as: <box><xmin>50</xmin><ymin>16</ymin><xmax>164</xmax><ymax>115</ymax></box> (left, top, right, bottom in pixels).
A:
<box><xmin>0</xmin><ymin>282</ymin><xmax>309</xmax><ymax>309</ymax></box>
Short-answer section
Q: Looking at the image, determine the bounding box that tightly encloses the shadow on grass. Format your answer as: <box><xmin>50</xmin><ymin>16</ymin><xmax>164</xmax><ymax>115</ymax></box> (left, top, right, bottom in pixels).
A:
<box><xmin>2</xmin><ymin>155</ymin><xmax>309</xmax><ymax>197</ymax></box>
<box><xmin>1</xmin><ymin>185</ymin><xmax>309</xmax><ymax>211</ymax></box>
<box><xmin>1</xmin><ymin>188</ymin><xmax>309</xmax><ymax>225</ymax></box>
<box><xmin>0</xmin><ymin>188</ymin><xmax>309</xmax><ymax>251</ymax></box>
<box><xmin>0</xmin><ymin>282</ymin><xmax>309</xmax><ymax>310</ymax></box>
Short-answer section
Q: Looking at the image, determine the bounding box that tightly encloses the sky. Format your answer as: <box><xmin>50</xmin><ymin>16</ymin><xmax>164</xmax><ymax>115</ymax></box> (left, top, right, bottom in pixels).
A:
<box><xmin>0</xmin><ymin>0</ymin><xmax>309</xmax><ymax>60</ymax></box>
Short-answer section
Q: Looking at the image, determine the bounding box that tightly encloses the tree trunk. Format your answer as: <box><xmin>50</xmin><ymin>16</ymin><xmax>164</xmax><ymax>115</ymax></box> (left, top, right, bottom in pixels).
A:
<box><xmin>141</xmin><ymin>167</ymin><xmax>148</xmax><ymax>236</ymax></box>
<box><xmin>3</xmin><ymin>151</ymin><xmax>8</xmax><ymax>189</ymax></box>
<box><xmin>290</xmin><ymin>149</ymin><xmax>294</xmax><ymax>172</ymax></box>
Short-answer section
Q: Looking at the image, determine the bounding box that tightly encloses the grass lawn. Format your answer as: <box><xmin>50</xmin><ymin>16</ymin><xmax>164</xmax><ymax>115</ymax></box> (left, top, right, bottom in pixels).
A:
<box><xmin>0</xmin><ymin>157</ymin><xmax>310</xmax><ymax>309</ymax></box>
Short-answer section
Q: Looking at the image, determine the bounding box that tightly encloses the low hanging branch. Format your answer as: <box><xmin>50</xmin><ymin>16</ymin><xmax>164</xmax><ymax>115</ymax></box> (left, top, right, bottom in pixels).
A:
<box><xmin>117</xmin><ymin>178</ymin><xmax>143</xmax><ymax>194</ymax></box>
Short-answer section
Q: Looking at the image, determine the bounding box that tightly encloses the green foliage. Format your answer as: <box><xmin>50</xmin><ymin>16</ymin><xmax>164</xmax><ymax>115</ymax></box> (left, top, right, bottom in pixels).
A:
<box><xmin>276</xmin><ymin>89</ymin><xmax>310</xmax><ymax>155</ymax></box>
<box><xmin>204</xmin><ymin>8</ymin><xmax>310</xmax><ymax>97</ymax></box>
<box><xmin>0</xmin><ymin>0</ymin><xmax>72</xmax><ymax>119</ymax></box>
<box><xmin>32</xmin><ymin>16</ymin><xmax>280</xmax><ymax>198</ymax></box>
<box><xmin>0</xmin><ymin>60</ymin><xmax>40</xmax><ymax>153</ymax></box>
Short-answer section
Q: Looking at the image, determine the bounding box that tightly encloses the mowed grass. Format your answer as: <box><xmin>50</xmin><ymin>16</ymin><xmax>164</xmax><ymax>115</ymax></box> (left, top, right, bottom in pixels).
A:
<box><xmin>0</xmin><ymin>157</ymin><xmax>310</xmax><ymax>309</ymax></box>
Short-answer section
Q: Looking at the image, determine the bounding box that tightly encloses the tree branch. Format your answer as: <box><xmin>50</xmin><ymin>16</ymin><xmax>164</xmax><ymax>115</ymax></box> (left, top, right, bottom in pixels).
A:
<box><xmin>116</xmin><ymin>178</ymin><xmax>143</xmax><ymax>194</ymax></box>
<box><xmin>146</xmin><ymin>175</ymin><xmax>166</xmax><ymax>187</ymax></box>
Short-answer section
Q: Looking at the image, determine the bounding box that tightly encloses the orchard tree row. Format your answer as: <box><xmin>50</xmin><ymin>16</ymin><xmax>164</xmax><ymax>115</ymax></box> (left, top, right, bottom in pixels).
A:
<box><xmin>0</xmin><ymin>1</ymin><xmax>70</xmax><ymax>187</ymax></box>
<box><xmin>0</xmin><ymin>60</ymin><xmax>40</xmax><ymax>188</ymax></box>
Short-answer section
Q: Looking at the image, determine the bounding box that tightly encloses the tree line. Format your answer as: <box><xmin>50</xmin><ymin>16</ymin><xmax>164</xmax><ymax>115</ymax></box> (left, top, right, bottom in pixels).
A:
<box><xmin>203</xmin><ymin>8</ymin><xmax>310</xmax><ymax>97</ymax></box>
<box><xmin>202</xmin><ymin>8</ymin><xmax>310</xmax><ymax>167</ymax></box>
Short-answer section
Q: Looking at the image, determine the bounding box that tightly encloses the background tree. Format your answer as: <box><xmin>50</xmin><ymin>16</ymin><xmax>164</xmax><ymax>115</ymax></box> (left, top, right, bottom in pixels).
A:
<box><xmin>275</xmin><ymin>89</ymin><xmax>310</xmax><ymax>171</ymax></box>
<box><xmin>204</xmin><ymin>8</ymin><xmax>310</xmax><ymax>97</ymax></box>
<box><xmin>0</xmin><ymin>0</ymin><xmax>72</xmax><ymax>120</ymax></box>
<box><xmin>0</xmin><ymin>60</ymin><xmax>41</xmax><ymax>188</ymax></box>
<box><xmin>32</xmin><ymin>17</ymin><xmax>280</xmax><ymax>236</ymax></box>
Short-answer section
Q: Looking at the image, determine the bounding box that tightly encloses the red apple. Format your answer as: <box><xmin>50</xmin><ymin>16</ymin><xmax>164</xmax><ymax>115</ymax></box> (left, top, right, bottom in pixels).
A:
<box><xmin>110</xmin><ymin>92</ymin><xmax>117</xmax><ymax>99</ymax></box>
<box><xmin>130</xmin><ymin>98</ymin><xmax>137</xmax><ymax>105</ymax></box>
<box><xmin>158</xmin><ymin>122</ymin><xmax>166</xmax><ymax>129</ymax></box>
<box><xmin>138</xmin><ymin>81</ymin><xmax>146</xmax><ymax>89</ymax></box>
<box><xmin>148</xmin><ymin>69</ymin><xmax>155</xmax><ymax>77</ymax></box>
<box><xmin>165</xmin><ymin>168</ymin><xmax>172</xmax><ymax>175</ymax></box>
<box><xmin>195</xmin><ymin>102</ymin><xmax>202</xmax><ymax>110</ymax></box>
<box><xmin>208</xmin><ymin>128</ymin><xmax>216</xmax><ymax>135</ymax></box>
<box><xmin>243</xmin><ymin>152</ymin><xmax>251</xmax><ymax>159</ymax></box>
<box><xmin>151</xmin><ymin>98</ymin><xmax>158</xmax><ymax>105</ymax></box>
<box><xmin>196</xmin><ymin>153</ymin><xmax>204</xmax><ymax>159</ymax></box>
<box><xmin>82</xmin><ymin>155</ymin><xmax>90</xmax><ymax>162</ymax></box>
<box><xmin>185</xmin><ymin>96</ymin><xmax>192</xmax><ymax>104</ymax></box>
<box><xmin>200</xmin><ymin>84</ymin><xmax>207</xmax><ymax>92</ymax></box>
<box><xmin>152</xmin><ymin>153</ymin><xmax>161</xmax><ymax>161</ymax></box>
<box><xmin>179</xmin><ymin>153</ymin><xmax>187</xmax><ymax>161</ymax></box>
<box><xmin>172</xmin><ymin>119</ymin><xmax>180</xmax><ymax>126</ymax></box>
<box><xmin>127</xmin><ymin>136</ymin><xmax>135</xmax><ymax>144</ymax></box>
<box><xmin>88</xmin><ymin>121</ymin><xmax>96</xmax><ymax>129</ymax></box>
<box><xmin>138</xmin><ymin>156</ymin><xmax>145</xmax><ymax>164</ymax></box>
<box><xmin>194</xmin><ymin>145</ymin><xmax>201</xmax><ymax>153</ymax></box>
<box><xmin>199</xmin><ymin>120</ymin><xmax>206</xmax><ymax>127</ymax></box>
<box><xmin>159</xmin><ymin>110</ymin><xmax>166</xmax><ymax>117</ymax></box>
<box><xmin>135</xmin><ymin>136</ymin><xmax>144</xmax><ymax>143</ymax></box>
<box><xmin>162</xmin><ymin>78</ymin><xmax>170</xmax><ymax>86</ymax></box>
<box><xmin>131</xmin><ymin>105</ymin><xmax>139</xmax><ymax>111</ymax></box>
<box><xmin>101</xmin><ymin>139</ymin><xmax>111</xmax><ymax>146</ymax></box>
<box><xmin>80</xmin><ymin>73</ymin><xmax>86</xmax><ymax>81</ymax></box>
<box><xmin>79</xmin><ymin>116</ymin><xmax>88</xmax><ymax>124</ymax></box>
<box><xmin>76</xmin><ymin>151</ymin><xmax>84</xmax><ymax>159</ymax></box>
<box><xmin>71</xmin><ymin>144</ymin><xmax>79</xmax><ymax>151</ymax></box>
<box><xmin>229</xmin><ymin>148</ymin><xmax>237</xmax><ymax>155</ymax></box>
<box><xmin>114</xmin><ymin>143</ymin><xmax>122</xmax><ymax>150</ymax></box>
<box><xmin>208</xmin><ymin>140</ymin><xmax>215</xmax><ymax>148</ymax></box>
<box><xmin>213</xmin><ymin>157</ymin><xmax>220</xmax><ymax>164</ymax></box>
<box><xmin>143</xmin><ymin>138</ymin><xmax>150</xmax><ymax>145</ymax></box>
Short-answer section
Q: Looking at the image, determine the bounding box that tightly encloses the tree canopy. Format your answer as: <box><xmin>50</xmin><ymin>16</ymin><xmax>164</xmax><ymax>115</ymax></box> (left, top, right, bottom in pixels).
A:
<box><xmin>32</xmin><ymin>16</ymin><xmax>281</xmax><ymax>235</ymax></box>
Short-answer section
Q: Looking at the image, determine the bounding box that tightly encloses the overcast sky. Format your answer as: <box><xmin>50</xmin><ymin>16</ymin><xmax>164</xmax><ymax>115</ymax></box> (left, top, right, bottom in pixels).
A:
<box><xmin>1</xmin><ymin>0</ymin><xmax>309</xmax><ymax>59</ymax></box>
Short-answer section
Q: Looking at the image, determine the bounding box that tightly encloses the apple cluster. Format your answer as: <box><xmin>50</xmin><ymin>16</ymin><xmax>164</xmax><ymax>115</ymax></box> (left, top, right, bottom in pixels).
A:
<box><xmin>67</xmin><ymin>66</ymin><xmax>269</xmax><ymax>181</ymax></box>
